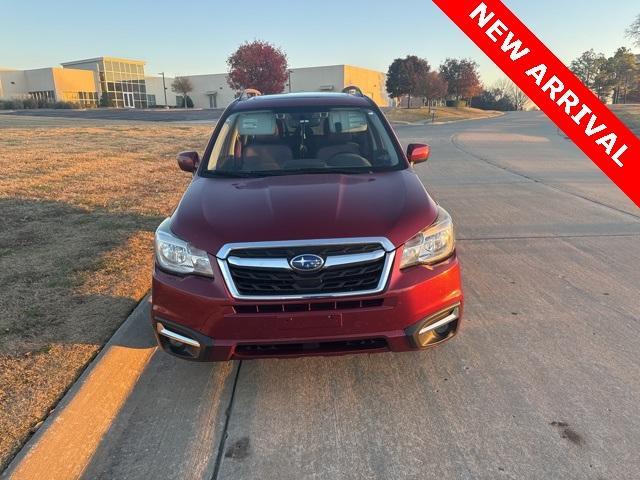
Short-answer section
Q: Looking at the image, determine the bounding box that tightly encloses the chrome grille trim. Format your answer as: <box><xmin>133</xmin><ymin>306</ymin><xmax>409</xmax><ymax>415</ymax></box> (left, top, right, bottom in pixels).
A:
<box><xmin>227</xmin><ymin>257</ymin><xmax>291</xmax><ymax>270</ymax></box>
<box><xmin>216</xmin><ymin>238</ymin><xmax>396</xmax><ymax>300</ymax></box>
<box><xmin>216</xmin><ymin>237</ymin><xmax>395</xmax><ymax>259</ymax></box>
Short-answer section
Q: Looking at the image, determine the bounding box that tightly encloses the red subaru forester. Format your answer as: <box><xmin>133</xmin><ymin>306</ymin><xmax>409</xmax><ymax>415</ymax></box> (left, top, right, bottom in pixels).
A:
<box><xmin>151</xmin><ymin>92</ymin><xmax>463</xmax><ymax>361</ymax></box>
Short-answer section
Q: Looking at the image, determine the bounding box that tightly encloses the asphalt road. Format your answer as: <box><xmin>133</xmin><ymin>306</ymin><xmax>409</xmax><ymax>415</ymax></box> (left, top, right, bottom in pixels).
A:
<box><xmin>5</xmin><ymin>112</ymin><xmax>640</xmax><ymax>480</ymax></box>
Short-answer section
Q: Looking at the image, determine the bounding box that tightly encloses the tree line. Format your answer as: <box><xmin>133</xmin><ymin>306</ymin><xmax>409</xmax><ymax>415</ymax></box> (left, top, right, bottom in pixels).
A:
<box><xmin>567</xmin><ymin>14</ymin><xmax>640</xmax><ymax>104</ymax></box>
<box><xmin>385</xmin><ymin>55</ymin><xmax>528</xmax><ymax>111</ymax></box>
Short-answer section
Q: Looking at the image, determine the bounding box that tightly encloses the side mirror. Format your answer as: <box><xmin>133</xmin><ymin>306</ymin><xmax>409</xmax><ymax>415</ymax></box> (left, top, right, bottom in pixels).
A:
<box><xmin>177</xmin><ymin>151</ymin><xmax>199</xmax><ymax>172</ymax></box>
<box><xmin>407</xmin><ymin>143</ymin><xmax>430</xmax><ymax>164</ymax></box>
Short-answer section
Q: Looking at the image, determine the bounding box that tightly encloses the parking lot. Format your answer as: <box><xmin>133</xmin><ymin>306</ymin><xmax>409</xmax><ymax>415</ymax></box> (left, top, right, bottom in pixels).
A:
<box><xmin>4</xmin><ymin>112</ymin><xmax>640</xmax><ymax>480</ymax></box>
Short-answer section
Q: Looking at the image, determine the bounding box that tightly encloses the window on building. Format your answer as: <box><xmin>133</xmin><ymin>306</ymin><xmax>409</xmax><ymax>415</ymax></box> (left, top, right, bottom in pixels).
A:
<box><xmin>97</xmin><ymin>59</ymin><xmax>148</xmax><ymax>108</ymax></box>
<box><xmin>28</xmin><ymin>91</ymin><xmax>55</xmax><ymax>103</ymax></box>
<box><xmin>147</xmin><ymin>94</ymin><xmax>157</xmax><ymax>106</ymax></box>
<box><xmin>61</xmin><ymin>91</ymin><xmax>99</xmax><ymax>107</ymax></box>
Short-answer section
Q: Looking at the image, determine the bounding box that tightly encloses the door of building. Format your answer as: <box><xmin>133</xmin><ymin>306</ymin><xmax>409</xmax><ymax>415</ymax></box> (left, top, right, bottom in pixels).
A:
<box><xmin>122</xmin><ymin>92</ymin><xmax>135</xmax><ymax>108</ymax></box>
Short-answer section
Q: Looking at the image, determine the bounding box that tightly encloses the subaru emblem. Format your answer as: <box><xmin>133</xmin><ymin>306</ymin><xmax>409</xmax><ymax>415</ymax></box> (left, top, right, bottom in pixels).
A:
<box><xmin>290</xmin><ymin>254</ymin><xmax>325</xmax><ymax>272</ymax></box>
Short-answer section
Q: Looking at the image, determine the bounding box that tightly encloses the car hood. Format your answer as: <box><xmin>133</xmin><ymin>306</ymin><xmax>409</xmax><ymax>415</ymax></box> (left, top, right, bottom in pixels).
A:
<box><xmin>170</xmin><ymin>170</ymin><xmax>438</xmax><ymax>256</ymax></box>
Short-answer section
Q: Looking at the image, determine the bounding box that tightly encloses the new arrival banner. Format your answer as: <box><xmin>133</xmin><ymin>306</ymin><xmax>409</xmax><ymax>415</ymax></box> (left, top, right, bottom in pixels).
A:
<box><xmin>433</xmin><ymin>0</ymin><xmax>640</xmax><ymax>208</ymax></box>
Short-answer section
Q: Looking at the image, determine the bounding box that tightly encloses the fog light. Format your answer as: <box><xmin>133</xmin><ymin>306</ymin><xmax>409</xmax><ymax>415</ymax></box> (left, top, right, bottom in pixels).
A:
<box><xmin>418</xmin><ymin>306</ymin><xmax>459</xmax><ymax>336</ymax></box>
<box><xmin>406</xmin><ymin>304</ymin><xmax>460</xmax><ymax>348</ymax></box>
<box><xmin>156</xmin><ymin>322</ymin><xmax>202</xmax><ymax>359</ymax></box>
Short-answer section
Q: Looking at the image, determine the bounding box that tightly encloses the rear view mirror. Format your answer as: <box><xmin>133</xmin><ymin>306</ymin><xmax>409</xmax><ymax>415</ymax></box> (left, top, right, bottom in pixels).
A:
<box><xmin>407</xmin><ymin>144</ymin><xmax>430</xmax><ymax>164</ymax></box>
<box><xmin>177</xmin><ymin>151</ymin><xmax>199</xmax><ymax>172</ymax></box>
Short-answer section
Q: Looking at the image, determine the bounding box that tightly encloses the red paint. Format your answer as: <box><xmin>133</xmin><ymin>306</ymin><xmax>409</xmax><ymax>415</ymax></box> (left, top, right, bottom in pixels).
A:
<box><xmin>170</xmin><ymin>171</ymin><xmax>438</xmax><ymax>256</ymax></box>
<box><xmin>407</xmin><ymin>143</ymin><xmax>431</xmax><ymax>163</ymax></box>
<box><xmin>152</xmin><ymin>93</ymin><xmax>463</xmax><ymax>361</ymax></box>
<box><xmin>152</xmin><ymin>254</ymin><xmax>463</xmax><ymax>361</ymax></box>
<box><xmin>433</xmin><ymin>0</ymin><xmax>640</xmax><ymax>208</ymax></box>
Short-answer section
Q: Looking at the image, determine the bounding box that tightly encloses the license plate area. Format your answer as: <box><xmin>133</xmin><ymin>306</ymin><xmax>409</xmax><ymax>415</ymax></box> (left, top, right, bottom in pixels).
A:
<box><xmin>276</xmin><ymin>313</ymin><xmax>343</xmax><ymax>330</ymax></box>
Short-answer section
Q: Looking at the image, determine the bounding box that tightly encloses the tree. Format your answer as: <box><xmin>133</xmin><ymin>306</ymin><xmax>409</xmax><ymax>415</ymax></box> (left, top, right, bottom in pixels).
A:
<box><xmin>439</xmin><ymin>58</ymin><xmax>482</xmax><ymax>101</ymax></box>
<box><xmin>592</xmin><ymin>60</ymin><xmax>616</xmax><ymax>102</ymax></box>
<box><xmin>570</xmin><ymin>49</ymin><xmax>607</xmax><ymax>89</ymax></box>
<box><xmin>385</xmin><ymin>55</ymin><xmax>431</xmax><ymax>108</ymax></box>
<box><xmin>416</xmin><ymin>71</ymin><xmax>448</xmax><ymax>109</ymax></box>
<box><xmin>494</xmin><ymin>78</ymin><xmax>529</xmax><ymax>110</ymax></box>
<box><xmin>227</xmin><ymin>40</ymin><xmax>288</xmax><ymax>94</ymax></box>
<box><xmin>569</xmin><ymin>50</ymin><xmax>620</xmax><ymax>101</ymax></box>
<box><xmin>472</xmin><ymin>88</ymin><xmax>515</xmax><ymax>111</ymax></box>
<box><xmin>510</xmin><ymin>83</ymin><xmax>529</xmax><ymax>111</ymax></box>
<box><xmin>608</xmin><ymin>47</ymin><xmax>638</xmax><ymax>104</ymax></box>
<box><xmin>626</xmin><ymin>14</ymin><xmax>640</xmax><ymax>48</ymax></box>
<box><xmin>171</xmin><ymin>77</ymin><xmax>194</xmax><ymax>108</ymax></box>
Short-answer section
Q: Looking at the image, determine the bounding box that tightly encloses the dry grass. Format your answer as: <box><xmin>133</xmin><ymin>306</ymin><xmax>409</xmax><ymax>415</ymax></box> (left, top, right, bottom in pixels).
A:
<box><xmin>382</xmin><ymin>106</ymin><xmax>502</xmax><ymax>124</ymax></box>
<box><xmin>610</xmin><ymin>104</ymin><xmax>640</xmax><ymax>136</ymax></box>
<box><xmin>0</xmin><ymin>115</ymin><xmax>211</xmax><ymax>469</ymax></box>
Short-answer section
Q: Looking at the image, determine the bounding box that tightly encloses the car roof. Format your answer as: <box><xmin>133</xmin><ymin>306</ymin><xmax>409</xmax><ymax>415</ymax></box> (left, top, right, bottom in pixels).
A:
<box><xmin>229</xmin><ymin>92</ymin><xmax>375</xmax><ymax>111</ymax></box>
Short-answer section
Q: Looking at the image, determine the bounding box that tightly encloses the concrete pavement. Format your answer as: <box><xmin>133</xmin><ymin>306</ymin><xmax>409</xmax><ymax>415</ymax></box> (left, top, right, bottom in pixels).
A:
<box><xmin>4</xmin><ymin>112</ymin><xmax>639</xmax><ymax>480</ymax></box>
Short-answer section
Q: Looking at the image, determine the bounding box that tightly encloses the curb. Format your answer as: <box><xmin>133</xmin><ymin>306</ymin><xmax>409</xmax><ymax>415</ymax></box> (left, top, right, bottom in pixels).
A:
<box><xmin>1</xmin><ymin>296</ymin><xmax>154</xmax><ymax>478</ymax></box>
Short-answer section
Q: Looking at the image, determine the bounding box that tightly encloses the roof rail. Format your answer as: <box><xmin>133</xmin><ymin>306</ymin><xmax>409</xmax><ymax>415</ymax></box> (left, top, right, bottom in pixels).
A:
<box><xmin>238</xmin><ymin>88</ymin><xmax>262</xmax><ymax>100</ymax></box>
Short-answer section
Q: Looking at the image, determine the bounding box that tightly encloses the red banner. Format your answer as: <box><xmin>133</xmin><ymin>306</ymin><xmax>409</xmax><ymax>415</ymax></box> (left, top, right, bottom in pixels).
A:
<box><xmin>433</xmin><ymin>0</ymin><xmax>640</xmax><ymax>208</ymax></box>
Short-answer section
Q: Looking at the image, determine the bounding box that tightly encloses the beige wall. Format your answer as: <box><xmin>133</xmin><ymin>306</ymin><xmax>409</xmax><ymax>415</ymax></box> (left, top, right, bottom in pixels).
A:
<box><xmin>145</xmin><ymin>75</ymin><xmax>178</xmax><ymax>106</ymax></box>
<box><xmin>0</xmin><ymin>70</ymin><xmax>29</xmax><ymax>99</ymax></box>
<box><xmin>288</xmin><ymin>65</ymin><xmax>344</xmax><ymax>94</ymax></box>
<box><xmin>51</xmin><ymin>68</ymin><xmax>98</xmax><ymax>101</ymax></box>
<box><xmin>0</xmin><ymin>68</ymin><xmax>97</xmax><ymax>101</ymax></box>
<box><xmin>343</xmin><ymin>65</ymin><xmax>389</xmax><ymax>106</ymax></box>
<box><xmin>181</xmin><ymin>73</ymin><xmax>236</xmax><ymax>109</ymax></box>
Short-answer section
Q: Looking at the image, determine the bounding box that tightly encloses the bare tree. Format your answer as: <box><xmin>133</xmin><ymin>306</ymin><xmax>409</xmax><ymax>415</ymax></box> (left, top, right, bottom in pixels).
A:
<box><xmin>509</xmin><ymin>83</ymin><xmax>529</xmax><ymax>111</ymax></box>
<box><xmin>494</xmin><ymin>78</ymin><xmax>529</xmax><ymax>110</ymax></box>
<box><xmin>171</xmin><ymin>77</ymin><xmax>194</xmax><ymax>108</ymax></box>
<box><xmin>626</xmin><ymin>14</ymin><xmax>640</xmax><ymax>47</ymax></box>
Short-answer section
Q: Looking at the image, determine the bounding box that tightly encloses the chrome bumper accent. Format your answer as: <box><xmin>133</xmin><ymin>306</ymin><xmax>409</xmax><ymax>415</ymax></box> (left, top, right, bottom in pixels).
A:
<box><xmin>156</xmin><ymin>323</ymin><xmax>201</xmax><ymax>348</ymax></box>
<box><xmin>418</xmin><ymin>307</ymin><xmax>460</xmax><ymax>335</ymax></box>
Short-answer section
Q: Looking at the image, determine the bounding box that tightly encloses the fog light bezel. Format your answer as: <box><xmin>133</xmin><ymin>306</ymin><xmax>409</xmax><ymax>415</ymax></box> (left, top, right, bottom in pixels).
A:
<box><xmin>405</xmin><ymin>303</ymin><xmax>461</xmax><ymax>348</ymax></box>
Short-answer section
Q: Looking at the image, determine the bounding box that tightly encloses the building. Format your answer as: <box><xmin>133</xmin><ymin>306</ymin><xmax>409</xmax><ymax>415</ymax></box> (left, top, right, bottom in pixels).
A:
<box><xmin>61</xmin><ymin>57</ymin><xmax>148</xmax><ymax>108</ymax></box>
<box><xmin>0</xmin><ymin>66</ymin><xmax>99</xmax><ymax>107</ymax></box>
<box><xmin>144</xmin><ymin>75</ymin><xmax>177</xmax><ymax>107</ymax></box>
<box><xmin>1</xmin><ymin>57</ymin><xmax>389</xmax><ymax>109</ymax></box>
<box><xmin>175</xmin><ymin>65</ymin><xmax>390</xmax><ymax>109</ymax></box>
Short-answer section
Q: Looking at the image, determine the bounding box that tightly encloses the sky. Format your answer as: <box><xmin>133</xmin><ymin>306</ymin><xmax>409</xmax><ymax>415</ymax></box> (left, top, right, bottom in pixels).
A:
<box><xmin>0</xmin><ymin>0</ymin><xmax>638</xmax><ymax>86</ymax></box>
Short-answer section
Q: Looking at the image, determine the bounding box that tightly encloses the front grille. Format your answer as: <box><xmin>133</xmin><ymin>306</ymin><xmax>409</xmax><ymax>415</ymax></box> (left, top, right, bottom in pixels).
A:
<box><xmin>228</xmin><ymin>256</ymin><xmax>385</xmax><ymax>296</ymax></box>
<box><xmin>233</xmin><ymin>298</ymin><xmax>385</xmax><ymax>314</ymax></box>
<box><xmin>219</xmin><ymin>239</ymin><xmax>394</xmax><ymax>299</ymax></box>
<box><xmin>230</xmin><ymin>243</ymin><xmax>381</xmax><ymax>258</ymax></box>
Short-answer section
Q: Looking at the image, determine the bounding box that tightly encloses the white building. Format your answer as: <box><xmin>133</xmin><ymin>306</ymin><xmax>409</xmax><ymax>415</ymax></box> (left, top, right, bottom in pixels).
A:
<box><xmin>1</xmin><ymin>58</ymin><xmax>389</xmax><ymax>109</ymax></box>
<box><xmin>171</xmin><ymin>64</ymin><xmax>390</xmax><ymax>109</ymax></box>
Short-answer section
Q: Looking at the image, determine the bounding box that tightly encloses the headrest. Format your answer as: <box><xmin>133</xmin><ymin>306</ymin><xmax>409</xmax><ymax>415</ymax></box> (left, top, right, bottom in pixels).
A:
<box><xmin>328</xmin><ymin>110</ymin><xmax>368</xmax><ymax>133</ymax></box>
<box><xmin>237</xmin><ymin>112</ymin><xmax>276</xmax><ymax>135</ymax></box>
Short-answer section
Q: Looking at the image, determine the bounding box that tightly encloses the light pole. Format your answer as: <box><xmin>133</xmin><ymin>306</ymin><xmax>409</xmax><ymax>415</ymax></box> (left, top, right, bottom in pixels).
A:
<box><xmin>158</xmin><ymin>72</ymin><xmax>168</xmax><ymax>108</ymax></box>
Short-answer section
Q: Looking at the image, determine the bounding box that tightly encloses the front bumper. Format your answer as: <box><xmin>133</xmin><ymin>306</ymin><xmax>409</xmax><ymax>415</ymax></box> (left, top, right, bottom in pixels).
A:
<box><xmin>151</xmin><ymin>251</ymin><xmax>463</xmax><ymax>361</ymax></box>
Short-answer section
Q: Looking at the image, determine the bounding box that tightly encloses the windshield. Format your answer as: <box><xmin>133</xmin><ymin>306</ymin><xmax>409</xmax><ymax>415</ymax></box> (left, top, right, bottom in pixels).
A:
<box><xmin>204</xmin><ymin>107</ymin><xmax>403</xmax><ymax>177</ymax></box>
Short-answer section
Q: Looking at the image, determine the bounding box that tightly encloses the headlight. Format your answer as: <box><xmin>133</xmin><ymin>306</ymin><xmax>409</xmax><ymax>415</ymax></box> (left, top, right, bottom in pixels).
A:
<box><xmin>400</xmin><ymin>206</ymin><xmax>455</xmax><ymax>269</ymax></box>
<box><xmin>154</xmin><ymin>218</ymin><xmax>213</xmax><ymax>277</ymax></box>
